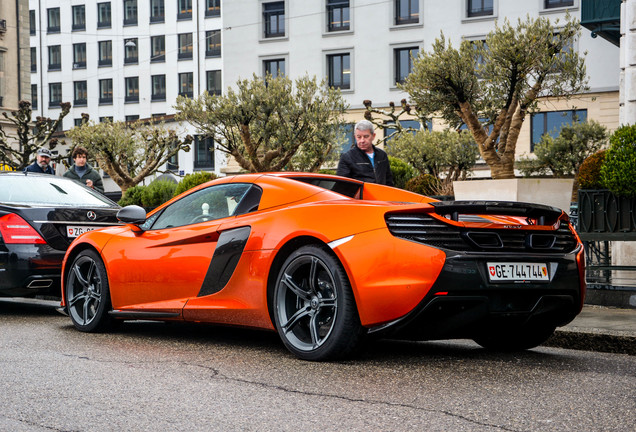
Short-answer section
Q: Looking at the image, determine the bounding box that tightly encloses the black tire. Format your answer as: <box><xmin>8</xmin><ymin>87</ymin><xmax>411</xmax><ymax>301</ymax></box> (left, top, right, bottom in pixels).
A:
<box><xmin>273</xmin><ymin>245</ymin><xmax>364</xmax><ymax>361</ymax></box>
<box><xmin>473</xmin><ymin>324</ymin><xmax>556</xmax><ymax>352</ymax></box>
<box><xmin>65</xmin><ymin>249</ymin><xmax>114</xmax><ymax>332</ymax></box>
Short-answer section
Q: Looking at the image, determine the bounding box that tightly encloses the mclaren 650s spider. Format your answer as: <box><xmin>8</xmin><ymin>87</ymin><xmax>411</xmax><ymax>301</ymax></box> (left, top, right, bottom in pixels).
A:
<box><xmin>60</xmin><ymin>173</ymin><xmax>585</xmax><ymax>361</ymax></box>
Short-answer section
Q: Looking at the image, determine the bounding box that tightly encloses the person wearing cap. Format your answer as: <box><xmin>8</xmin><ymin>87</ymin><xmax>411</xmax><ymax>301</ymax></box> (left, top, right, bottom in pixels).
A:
<box><xmin>336</xmin><ymin>120</ymin><xmax>394</xmax><ymax>186</ymax></box>
<box><xmin>24</xmin><ymin>147</ymin><xmax>55</xmax><ymax>175</ymax></box>
<box><xmin>63</xmin><ymin>146</ymin><xmax>104</xmax><ymax>193</ymax></box>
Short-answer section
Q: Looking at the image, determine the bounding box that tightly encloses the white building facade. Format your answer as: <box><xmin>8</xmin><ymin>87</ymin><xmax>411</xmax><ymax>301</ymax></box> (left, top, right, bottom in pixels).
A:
<box><xmin>28</xmin><ymin>0</ymin><xmax>225</xmax><ymax>185</ymax></box>
<box><xmin>28</xmin><ymin>0</ymin><xmax>622</xmax><ymax>187</ymax></box>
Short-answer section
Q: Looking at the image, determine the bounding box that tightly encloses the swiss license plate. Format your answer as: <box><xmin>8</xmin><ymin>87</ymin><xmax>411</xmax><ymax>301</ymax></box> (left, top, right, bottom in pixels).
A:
<box><xmin>67</xmin><ymin>225</ymin><xmax>97</xmax><ymax>238</ymax></box>
<box><xmin>487</xmin><ymin>262</ymin><xmax>549</xmax><ymax>282</ymax></box>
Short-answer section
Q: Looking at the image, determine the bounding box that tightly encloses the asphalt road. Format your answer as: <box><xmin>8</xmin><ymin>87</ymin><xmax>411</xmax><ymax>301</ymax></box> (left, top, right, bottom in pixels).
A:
<box><xmin>1</xmin><ymin>298</ymin><xmax>635</xmax><ymax>432</ymax></box>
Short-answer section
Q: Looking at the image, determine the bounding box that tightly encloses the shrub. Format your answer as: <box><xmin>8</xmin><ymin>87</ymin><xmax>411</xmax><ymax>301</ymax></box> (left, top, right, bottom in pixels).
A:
<box><xmin>578</xmin><ymin>150</ymin><xmax>607</xmax><ymax>189</ymax></box>
<box><xmin>389</xmin><ymin>156</ymin><xmax>416</xmax><ymax>189</ymax></box>
<box><xmin>174</xmin><ymin>171</ymin><xmax>217</xmax><ymax>196</ymax></box>
<box><xmin>404</xmin><ymin>174</ymin><xmax>440</xmax><ymax>196</ymax></box>
<box><xmin>318</xmin><ymin>168</ymin><xmax>336</xmax><ymax>175</ymax></box>
<box><xmin>118</xmin><ymin>185</ymin><xmax>146</xmax><ymax>207</ymax></box>
<box><xmin>141</xmin><ymin>180</ymin><xmax>177</xmax><ymax>209</ymax></box>
<box><xmin>600</xmin><ymin>125</ymin><xmax>636</xmax><ymax>197</ymax></box>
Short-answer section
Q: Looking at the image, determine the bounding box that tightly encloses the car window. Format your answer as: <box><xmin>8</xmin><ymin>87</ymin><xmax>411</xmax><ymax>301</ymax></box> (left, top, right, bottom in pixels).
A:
<box><xmin>149</xmin><ymin>183</ymin><xmax>255</xmax><ymax>230</ymax></box>
<box><xmin>290</xmin><ymin>177</ymin><xmax>361</xmax><ymax>198</ymax></box>
<box><xmin>0</xmin><ymin>174</ymin><xmax>117</xmax><ymax>207</ymax></box>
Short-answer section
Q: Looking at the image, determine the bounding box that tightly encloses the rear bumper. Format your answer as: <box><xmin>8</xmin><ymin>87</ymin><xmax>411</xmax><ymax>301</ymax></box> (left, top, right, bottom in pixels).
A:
<box><xmin>0</xmin><ymin>244</ymin><xmax>64</xmax><ymax>297</ymax></box>
<box><xmin>371</xmin><ymin>248</ymin><xmax>583</xmax><ymax>340</ymax></box>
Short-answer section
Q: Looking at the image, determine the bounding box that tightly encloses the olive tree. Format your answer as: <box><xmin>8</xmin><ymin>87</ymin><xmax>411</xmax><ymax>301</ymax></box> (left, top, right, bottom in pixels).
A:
<box><xmin>401</xmin><ymin>15</ymin><xmax>588</xmax><ymax>179</ymax></box>
<box><xmin>0</xmin><ymin>100</ymin><xmax>70</xmax><ymax>170</ymax></box>
<box><xmin>387</xmin><ymin>129</ymin><xmax>479</xmax><ymax>195</ymax></box>
<box><xmin>66</xmin><ymin>117</ymin><xmax>192</xmax><ymax>192</ymax></box>
<box><xmin>175</xmin><ymin>73</ymin><xmax>348</xmax><ymax>173</ymax></box>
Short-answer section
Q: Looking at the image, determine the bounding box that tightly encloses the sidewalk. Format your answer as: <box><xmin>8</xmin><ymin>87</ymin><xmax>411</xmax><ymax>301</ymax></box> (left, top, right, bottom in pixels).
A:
<box><xmin>546</xmin><ymin>305</ymin><xmax>636</xmax><ymax>355</ymax></box>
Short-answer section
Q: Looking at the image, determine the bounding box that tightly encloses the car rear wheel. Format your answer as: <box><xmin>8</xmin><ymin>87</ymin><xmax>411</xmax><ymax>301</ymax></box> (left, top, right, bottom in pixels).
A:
<box><xmin>273</xmin><ymin>245</ymin><xmax>363</xmax><ymax>361</ymax></box>
<box><xmin>65</xmin><ymin>249</ymin><xmax>114</xmax><ymax>332</ymax></box>
<box><xmin>473</xmin><ymin>324</ymin><xmax>556</xmax><ymax>352</ymax></box>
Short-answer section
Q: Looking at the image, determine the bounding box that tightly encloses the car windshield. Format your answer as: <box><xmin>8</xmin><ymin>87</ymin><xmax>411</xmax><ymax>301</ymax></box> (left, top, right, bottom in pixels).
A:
<box><xmin>0</xmin><ymin>174</ymin><xmax>117</xmax><ymax>207</ymax></box>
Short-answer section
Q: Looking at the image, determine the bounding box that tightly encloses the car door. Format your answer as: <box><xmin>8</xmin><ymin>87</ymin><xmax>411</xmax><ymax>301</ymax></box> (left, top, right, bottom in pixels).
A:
<box><xmin>106</xmin><ymin>183</ymin><xmax>253</xmax><ymax>310</ymax></box>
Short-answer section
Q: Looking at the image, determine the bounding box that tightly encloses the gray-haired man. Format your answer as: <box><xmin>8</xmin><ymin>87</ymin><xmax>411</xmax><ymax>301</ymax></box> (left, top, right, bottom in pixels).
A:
<box><xmin>336</xmin><ymin>120</ymin><xmax>394</xmax><ymax>186</ymax></box>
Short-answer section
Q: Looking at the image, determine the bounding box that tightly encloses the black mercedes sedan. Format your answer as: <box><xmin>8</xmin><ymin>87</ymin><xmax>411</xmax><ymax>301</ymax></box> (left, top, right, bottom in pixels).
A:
<box><xmin>0</xmin><ymin>172</ymin><xmax>121</xmax><ymax>297</ymax></box>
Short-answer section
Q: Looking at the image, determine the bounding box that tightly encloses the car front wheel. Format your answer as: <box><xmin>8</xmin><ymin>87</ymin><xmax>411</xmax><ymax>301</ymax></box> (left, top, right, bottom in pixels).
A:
<box><xmin>65</xmin><ymin>249</ymin><xmax>114</xmax><ymax>332</ymax></box>
<box><xmin>273</xmin><ymin>245</ymin><xmax>364</xmax><ymax>361</ymax></box>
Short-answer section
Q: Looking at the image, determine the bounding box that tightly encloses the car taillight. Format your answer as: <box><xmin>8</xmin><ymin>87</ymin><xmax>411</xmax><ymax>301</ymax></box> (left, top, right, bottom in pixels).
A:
<box><xmin>0</xmin><ymin>213</ymin><xmax>46</xmax><ymax>244</ymax></box>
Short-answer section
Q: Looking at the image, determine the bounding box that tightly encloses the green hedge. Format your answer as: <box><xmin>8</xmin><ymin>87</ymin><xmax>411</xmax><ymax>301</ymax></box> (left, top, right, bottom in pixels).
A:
<box><xmin>601</xmin><ymin>125</ymin><xmax>636</xmax><ymax>197</ymax></box>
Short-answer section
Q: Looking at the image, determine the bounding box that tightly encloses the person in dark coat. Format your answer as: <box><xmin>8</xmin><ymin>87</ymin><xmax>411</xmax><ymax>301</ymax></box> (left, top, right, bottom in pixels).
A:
<box><xmin>24</xmin><ymin>147</ymin><xmax>55</xmax><ymax>174</ymax></box>
<box><xmin>63</xmin><ymin>146</ymin><xmax>105</xmax><ymax>193</ymax></box>
<box><xmin>336</xmin><ymin>120</ymin><xmax>394</xmax><ymax>186</ymax></box>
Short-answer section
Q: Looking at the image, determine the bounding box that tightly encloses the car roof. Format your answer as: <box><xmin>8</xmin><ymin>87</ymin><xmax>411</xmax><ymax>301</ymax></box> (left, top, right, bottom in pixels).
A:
<box><xmin>0</xmin><ymin>172</ymin><xmax>119</xmax><ymax>208</ymax></box>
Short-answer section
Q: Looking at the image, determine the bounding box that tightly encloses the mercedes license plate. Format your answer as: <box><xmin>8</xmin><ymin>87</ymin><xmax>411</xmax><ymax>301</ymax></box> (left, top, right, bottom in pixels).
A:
<box><xmin>67</xmin><ymin>225</ymin><xmax>97</xmax><ymax>238</ymax></box>
<box><xmin>487</xmin><ymin>262</ymin><xmax>549</xmax><ymax>282</ymax></box>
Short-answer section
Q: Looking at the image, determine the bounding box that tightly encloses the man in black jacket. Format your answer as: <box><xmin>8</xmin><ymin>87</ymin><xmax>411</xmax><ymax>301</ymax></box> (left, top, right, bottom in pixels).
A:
<box><xmin>336</xmin><ymin>120</ymin><xmax>394</xmax><ymax>186</ymax></box>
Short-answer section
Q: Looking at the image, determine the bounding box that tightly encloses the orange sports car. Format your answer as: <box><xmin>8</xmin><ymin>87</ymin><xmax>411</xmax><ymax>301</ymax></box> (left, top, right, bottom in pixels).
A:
<box><xmin>60</xmin><ymin>173</ymin><xmax>585</xmax><ymax>361</ymax></box>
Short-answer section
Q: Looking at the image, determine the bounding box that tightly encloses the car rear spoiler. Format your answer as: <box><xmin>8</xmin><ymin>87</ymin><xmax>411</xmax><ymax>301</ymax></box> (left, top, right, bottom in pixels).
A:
<box><xmin>429</xmin><ymin>201</ymin><xmax>565</xmax><ymax>225</ymax></box>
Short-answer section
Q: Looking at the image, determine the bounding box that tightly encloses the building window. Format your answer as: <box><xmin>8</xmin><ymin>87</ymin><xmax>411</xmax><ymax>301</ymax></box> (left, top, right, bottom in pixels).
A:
<box><xmin>99</xmin><ymin>79</ymin><xmax>113</xmax><ymax>104</ymax></box>
<box><xmin>74</xmin><ymin>118</ymin><xmax>85</xmax><ymax>127</ymax></box>
<box><xmin>123</xmin><ymin>0</ymin><xmax>138</xmax><ymax>25</ymax></box>
<box><xmin>205</xmin><ymin>31</ymin><xmax>221</xmax><ymax>57</ymax></box>
<box><xmin>100</xmin><ymin>116</ymin><xmax>113</xmax><ymax>123</ymax></box>
<box><xmin>263</xmin><ymin>2</ymin><xmax>285</xmax><ymax>38</ymax></box>
<box><xmin>98</xmin><ymin>40</ymin><xmax>112</xmax><ymax>66</ymax></box>
<box><xmin>166</xmin><ymin>153</ymin><xmax>178</xmax><ymax>171</ymax></box>
<box><xmin>74</xmin><ymin>81</ymin><xmax>88</xmax><ymax>106</ymax></box>
<box><xmin>194</xmin><ymin>135</ymin><xmax>215</xmax><ymax>169</ymax></box>
<box><xmin>125</xmin><ymin>115</ymin><xmax>140</xmax><ymax>122</ymax></box>
<box><xmin>98</xmin><ymin>2</ymin><xmax>112</xmax><ymax>28</ymax></box>
<box><xmin>384</xmin><ymin>119</ymin><xmax>431</xmax><ymax>144</ymax></box>
<box><xmin>206</xmin><ymin>0</ymin><xmax>221</xmax><ymax>17</ymax></box>
<box><xmin>124</xmin><ymin>38</ymin><xmax>138</xmax><ymax>64</ymax></box>
<box><xmin>467</xmin><ymin>0</ymin><xmax>493</xmax><ymax>18</ymax></box>
<box><xmin>30</xmin><ymin>47</ymin><xmax>37</xmax><ymax>73</ymax></box>
<box><xmin>49</xmin><ymin>82</ymin><xmax>62</xmax><ymax>107</ymax></box>
<box><xmin>327</xmin><ymin>0</ymin><xmax>350</xmax><ymax>32</ymax></box>
<box><xmin>150</xmin><ymin>0</ymin><xmax>165</xmax><ymax>22</ymax></box>
<box><xmin>47</xmin><ymin>8</ymin><xmax>60</xmax><ymax>33</ymax></box>
<box><xmin>152</xmin><ymin>75</ymin><xmax>166</xmax><ymax>101</ymax></box>
<box><xmin>73</xmin><ymin>43</ymin><xmax>87</xmax><ymax>69</ymax></box>
<box><xmin>31</xmin><ymin>84</ymin><xmax>38</xmax><ymax>109</ymax></box>
<box><xmin>531</xmin><ymin>109</ymin><xmax>587</xmax><ymax>151</ymax></box>
<box><xmin>30</xmin><ymin>10</ymin><xmax>36</xmax><ymax>35</ymax></box>
<box><xmin>178</xmin><ymin>33</ymin><xmax>193</xmax><ymax>60</ymax></box>
<box><xmin>263</xmin><ymin>58</ymin><xmax>285</xmax><ymax>78</ymax></box>
<box><xmin>178</xmin><ymin>0</ymin><xmax>192</xmax><ymax>20</ymax></box>
<box><xmin>48</xmin><ymin>45</ymin><xmax>61</xmax><ymax>71</ymax></box>
<box><xmin>336</xmin><ymin>123</ymin><xmax>355</xmax><ymax>154</ymax></box>
<box><xmin>395</xmin><ymin>47</ymin><xmax>418</xmax><ymax>84</ymax></box>
<box><xmin>72</xmin><ymin>5</ymin><xmax>86</xmax><ymax>30</ymax></box>
<box><xmin>179</xmin><ymin>72</ymin><xmax>194</xmax><ymax>98</ymax></box>
<box><xmin>151</xmin><ymin>36</ymin><xmax>165</xmax><ymax>62</ymax></box>
<box><xmin>206</xmin><ymin>70</ymin><xmax>222</xmax><ymax>95</ymax></box>
<box><xmin>395</xmin><ymin>0</ymin><xmax>418</xmax><ymax>25</ymax></box>
<box><xmin>544</xmin><ymin>0</ymin><xmax>574</xmax><ymax>8</ymax></box>
<box><xmin>125</xmin><ymin>77</ymin><xmax>139</xmax><ymax>102</ymax></box>
<box><xmin>327</xmin><ymin>53</ymin><xmax>350</xmax><ymax>89</ymax></box>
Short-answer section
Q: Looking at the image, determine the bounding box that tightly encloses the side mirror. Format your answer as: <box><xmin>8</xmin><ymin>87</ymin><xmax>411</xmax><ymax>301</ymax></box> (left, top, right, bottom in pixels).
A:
<box><xmin>117</xmin><ymin>205</ymin><xmax>147</xmax><ymax>225</ymax></box>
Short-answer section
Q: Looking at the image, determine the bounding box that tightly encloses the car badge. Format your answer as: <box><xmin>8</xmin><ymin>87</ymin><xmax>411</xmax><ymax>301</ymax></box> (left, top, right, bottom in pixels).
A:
<box><xmin>87</xmin><ymin>211</ymin><xmax>97</xmax><ymax>221</ymax></box>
